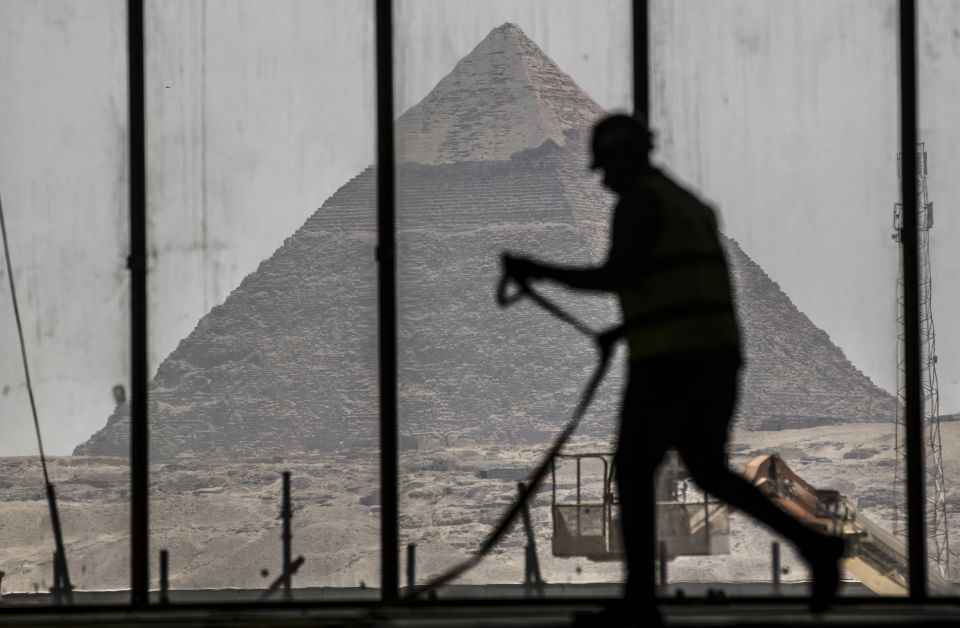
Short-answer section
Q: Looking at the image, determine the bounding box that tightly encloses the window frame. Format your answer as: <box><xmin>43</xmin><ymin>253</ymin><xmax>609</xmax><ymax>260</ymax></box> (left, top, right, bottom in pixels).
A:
<box><xmin>0</xmin><ymin>0</ymin><xmax>932</xmax><ymax>613</ymax></box>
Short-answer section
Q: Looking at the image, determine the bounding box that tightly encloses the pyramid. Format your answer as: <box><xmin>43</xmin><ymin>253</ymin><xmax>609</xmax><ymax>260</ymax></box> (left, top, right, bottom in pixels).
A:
<box><xmin>75</xmin><ymin>24</ymin><xmax>893</xmax><ymax>460</ymax></box>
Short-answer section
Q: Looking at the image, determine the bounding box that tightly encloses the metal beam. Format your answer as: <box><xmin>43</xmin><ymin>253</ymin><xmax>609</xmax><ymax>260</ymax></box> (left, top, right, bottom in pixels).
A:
<box><xmin>127</xmin><ymin>0</ymin><xmax>150</xmax><ymax>608</ymax></box>
<box><xmin>899</xmin><ymin>0</ymin><xmax>927</xmax><ymax>601</ymax></box>
<box><xmin>375</xmin><ymin>0</ymin><xmax>399</xmax><ymax>603</ymax></box>
<box><xmin>633</xmin><ymin>0</ymin><xmax>649</xmax><ymax>118</ymax></box>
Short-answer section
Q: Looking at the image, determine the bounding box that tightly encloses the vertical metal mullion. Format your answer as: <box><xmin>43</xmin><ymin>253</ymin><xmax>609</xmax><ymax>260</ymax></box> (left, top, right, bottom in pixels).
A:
<box><xmin>127</xmin><ymin>0</ymin><xmax>150</xmax><ymax>608</ymax></box>
<box><xmin>899</xmin><ymin>0</ymin><xmax>927</xmax><ymax>600</ymax></box>
<box><xmin>375</xmin><ymin>0</ymin><xmax>399</xmax><ymax>603</ymax></box>
<box><xmin>633</xmin><ymin>0</ymin><xmax>649</xmax><ymax>118</ymax></box>
<box><xmin>633</xmin><ymin>0</ymin><xmax>652</xmax><ymax>597</ymax></box>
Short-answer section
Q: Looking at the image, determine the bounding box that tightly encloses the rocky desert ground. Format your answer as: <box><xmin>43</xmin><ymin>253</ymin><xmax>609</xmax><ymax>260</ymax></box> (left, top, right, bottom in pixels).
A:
<box><xmin>4</xmin><ymin>420</ymin><xmax>960</xmax><ymax>596</ymax></box>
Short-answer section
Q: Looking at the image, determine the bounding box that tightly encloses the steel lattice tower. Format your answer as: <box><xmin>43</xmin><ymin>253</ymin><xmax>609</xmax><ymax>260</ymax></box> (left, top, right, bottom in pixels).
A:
<box><xmin>892</xmin><ymin>143</ymin><xmax>950</xmax><ymax>577</ymax></box>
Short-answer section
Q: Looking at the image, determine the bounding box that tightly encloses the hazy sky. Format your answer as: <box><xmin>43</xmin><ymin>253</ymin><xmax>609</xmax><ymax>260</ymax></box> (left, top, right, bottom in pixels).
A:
<box><xmin>1</xmin><ymin>0</ymin><xmax>959</xmax><ymax>456</ymax></box>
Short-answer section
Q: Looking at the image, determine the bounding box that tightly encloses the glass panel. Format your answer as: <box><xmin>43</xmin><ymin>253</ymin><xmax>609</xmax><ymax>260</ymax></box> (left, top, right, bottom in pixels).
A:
<box><xmin>652</xmin><ymin>0</ymin><xmax>901</xmax><ymax>597</ymax></box>
<box><xmin>130</xmin><ymin>0</ymin><xmax>377</xmax><ymax>600</ymax></box>
<box><xmin>919</xmin><ymin>0</ymin><xmax>960</xmax><ymax>593</ymax></box>
<box><xmin>395</xmin><ymin>0</ymin><xmax>632</xmax><ymax>597</ymax></box>
<box><xmin>0</xmin><ymin>0</ymin><xmax>130</xmax><ymax>603</ymax></box>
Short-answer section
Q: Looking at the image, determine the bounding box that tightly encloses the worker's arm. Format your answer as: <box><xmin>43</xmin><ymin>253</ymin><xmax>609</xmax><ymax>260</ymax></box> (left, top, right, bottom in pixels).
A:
<box><xmin>502</xmin><ymin>257</ymin><xmax>623</xmax><ymax>293</ymax></box>
<box><xmin>504</xmin><ymin>194</ymin><xmax>656</xmax><ymax>293</ymax></box>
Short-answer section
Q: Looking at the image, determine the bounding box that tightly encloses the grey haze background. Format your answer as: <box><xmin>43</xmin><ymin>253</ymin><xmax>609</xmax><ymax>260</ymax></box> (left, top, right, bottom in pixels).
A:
<box><xmin>0</xmin><ymin>0</ymin><xmax>958</xmax><ymax>457</ymax></box>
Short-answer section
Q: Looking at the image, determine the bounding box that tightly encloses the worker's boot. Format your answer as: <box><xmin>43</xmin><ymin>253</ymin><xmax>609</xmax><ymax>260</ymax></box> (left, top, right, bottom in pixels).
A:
<box><xmin>807</xmin><ymin>534</ymin><xmax>846</xmax><ymax>614</ymax></box>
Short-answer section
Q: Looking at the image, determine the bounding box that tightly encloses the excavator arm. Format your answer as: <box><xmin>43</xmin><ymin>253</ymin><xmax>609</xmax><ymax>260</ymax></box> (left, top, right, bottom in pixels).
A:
<box><xmin>744</xmin><ymin>453</ymin><xmax>956</xmax><ymax>596</ymax></box>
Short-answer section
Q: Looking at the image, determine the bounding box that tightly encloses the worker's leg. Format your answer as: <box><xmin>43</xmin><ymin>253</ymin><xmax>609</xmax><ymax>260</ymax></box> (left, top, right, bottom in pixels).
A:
<box><xmin>678</xmin><ymin>362</ymin><xmax>820</xmax><ymax>543</ymax></box>
<box><xmin>683</xmin><ymin>441</ymin><xmax>843</xmax><ymax>610</ymax></box>
<box><xmin>684</xmin><ymin>447</ymin><xmax>827</xmax><ymax>549</ymax></box>
<box><xmin>616</xmin><ymin>363</ymin><xmax>670</xmax><ymax>605</ymax></box>
<box><xmin>615</xmin><ymin>443</ymin><xmax>661</xmax><ymax>602</ymax></box>
<box><xmin>678</xmin><ymin>360</ymin><xmax>843</xmax><ymax>610</ymax></box>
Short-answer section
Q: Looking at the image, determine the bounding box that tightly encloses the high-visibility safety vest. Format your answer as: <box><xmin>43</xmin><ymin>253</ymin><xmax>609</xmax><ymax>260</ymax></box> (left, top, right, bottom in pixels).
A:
<box><xmin>618</xmin><ymin>171</ymin><xmax>741</xmax><ymax>361</ymax></box>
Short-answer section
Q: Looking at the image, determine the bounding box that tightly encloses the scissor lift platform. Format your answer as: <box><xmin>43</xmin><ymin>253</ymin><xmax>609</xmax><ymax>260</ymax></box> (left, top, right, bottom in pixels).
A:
<box><xmin>550</xmin><ymin>453</ymin><xmax>731</xmax><ymax>562</ymax></box>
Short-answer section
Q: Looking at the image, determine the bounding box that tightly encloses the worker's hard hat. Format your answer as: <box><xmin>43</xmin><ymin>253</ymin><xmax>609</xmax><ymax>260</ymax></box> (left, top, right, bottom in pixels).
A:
<box><xmin>590</xmin><ymin>114</ymin><xmax>653</xmax><ymax>169</ymax></box>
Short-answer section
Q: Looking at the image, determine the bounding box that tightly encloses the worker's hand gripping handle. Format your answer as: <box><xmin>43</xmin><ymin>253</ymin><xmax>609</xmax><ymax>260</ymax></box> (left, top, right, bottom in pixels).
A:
<box><xmin>596</xmin><ymin>325</ymin><xmax>623</xmax><ymax>355</ymax></box>
<box><xmin>497</xmin><ymin>254</ymin><xmax>529</xmax><ymax>308</ymax></box>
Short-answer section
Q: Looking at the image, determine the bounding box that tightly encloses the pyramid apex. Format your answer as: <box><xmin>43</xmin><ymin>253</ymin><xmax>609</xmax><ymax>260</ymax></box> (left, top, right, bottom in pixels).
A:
<box><xmin>487</xmin><ymin>22</ymin><xmax>540</xmax><ymax>47</ymax></box>
<box><xmin>396</xmin><ymin>24</ymin><xmax>604</xmax><ymax>165</ymax></box>
<box><xmin>493</xmin><ymin>22</ymin><xmax>527</xmax><ymax>35</ymax></box>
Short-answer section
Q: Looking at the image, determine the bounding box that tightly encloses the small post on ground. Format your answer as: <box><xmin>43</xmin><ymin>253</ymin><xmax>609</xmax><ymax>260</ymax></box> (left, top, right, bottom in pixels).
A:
<box><xmin>518</xmin><ymin>482</ymin><xmax>544</xmax><ymax>598</ymax></box>
<box><xmin>282</xmin><ymin>471</ymin><xmax>293</xmax><ymax>600</ymax></box>
<box><xmin>49</xmin><ymin>547</ymin><xmax>73</xmax><ymax>606</ymax></box>
<box><xmin>159</xmin><ymin>549</ymin><xmax>169</xmax><ymax>605</ymax></box>
<box><xmin>772</xmin><ymin>542</ymin><xmax>781</xmax><ymax>594</ymax></box>
<box><xmin>406</xmin><ymin>543</ymin><xmax>416</xmax><ymax>592</ymax></box>
<box><xmin>259</xmin><ymin>472</ymin><xmax>304</xmax><ymax>601</ymax></box>
<box><xmin>703</xmin><ymin>489</ymin><xmax>711</xmax><ymax>554</ymax></box>
<box><xmin>47</xmin><ymin>484</ymin><xmax>73</xmax><ymax>605</ymax></box>
<box><xmin>261</xmin><ymin>557</ymin><xmax>305</xmax><ymax>600</ymax></box>
<box><xmin>50</xmin><ymin>552</ymin><xmax>62</xmax><ymax>606</ymax></box>
<box><xmin>658</xmin><ymin>541</ymin><xmax>668</xmax><ymax>591</ymax></box>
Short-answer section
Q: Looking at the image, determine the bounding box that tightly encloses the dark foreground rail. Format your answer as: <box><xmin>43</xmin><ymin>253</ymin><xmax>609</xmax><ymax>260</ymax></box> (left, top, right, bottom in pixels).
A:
<box><xmin>1</xmin><ymin>596</ymin><xmax>960</xmax><ymax>628</ymax></box>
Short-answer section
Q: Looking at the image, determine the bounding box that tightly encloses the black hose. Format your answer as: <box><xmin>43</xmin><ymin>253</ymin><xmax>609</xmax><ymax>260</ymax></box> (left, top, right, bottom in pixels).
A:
<box><xmin>404</xmin><ymin>268</ymin><xmax>620</xmax><ymax>600</ymax></box>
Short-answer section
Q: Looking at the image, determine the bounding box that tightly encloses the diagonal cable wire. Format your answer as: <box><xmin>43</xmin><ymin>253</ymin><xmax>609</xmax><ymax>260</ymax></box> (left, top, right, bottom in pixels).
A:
<box><xmin>0</xmin><ymin>192</ymin><xmax>51</xmax><ymax>484</ymax></box>
<box><xmin>0</xmin><ymin>192</ymin><xmax>73</xmax><ymax>602</ymax></box>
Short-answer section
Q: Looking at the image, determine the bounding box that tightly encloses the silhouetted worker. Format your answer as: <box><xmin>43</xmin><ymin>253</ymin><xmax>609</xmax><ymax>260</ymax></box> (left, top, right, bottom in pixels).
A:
<box><xmin>504</xmin><ymin>114</ymin><xmax>844</xmax><ymax>618</ymax></box>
